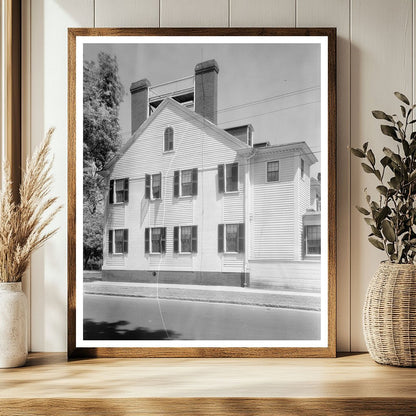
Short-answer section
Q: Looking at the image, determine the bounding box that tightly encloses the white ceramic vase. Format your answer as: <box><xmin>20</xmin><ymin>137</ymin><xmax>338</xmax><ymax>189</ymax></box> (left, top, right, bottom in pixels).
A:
<box><xmin>0</xmin><ymin>282</ymin><xmax>28</xmax><ymax>368</ymax></box>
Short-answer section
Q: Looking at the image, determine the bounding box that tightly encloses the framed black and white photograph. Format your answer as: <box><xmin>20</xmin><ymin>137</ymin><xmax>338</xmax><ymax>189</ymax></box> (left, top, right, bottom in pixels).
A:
<box><xmin>68</xmin><ymin>28</ymin><xmax>336</xmax><ymax>358</ymax></box>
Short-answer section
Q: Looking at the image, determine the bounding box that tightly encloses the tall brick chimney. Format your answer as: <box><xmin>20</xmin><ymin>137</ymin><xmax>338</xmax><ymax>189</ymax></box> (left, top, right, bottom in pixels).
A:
<box><xmin>130</xmin><ymin>78</ymin><xmax>150</xmax><ymax>134</ymax></box>
<box><xmin>194</xmin><ymin>59</ymin><xmax>219</xmax><ymax>124</ymax></box>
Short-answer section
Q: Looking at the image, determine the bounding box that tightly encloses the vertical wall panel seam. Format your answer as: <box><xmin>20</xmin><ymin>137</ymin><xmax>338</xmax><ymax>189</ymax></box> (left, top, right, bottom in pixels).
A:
<box><xmin>295</xmin><ymin>0</ymin><xmax>297</xmax><ymax>27</ymax></box>
<box><xmin>93</xmin><ymin>0</ymin><xmax>96</xmax><ymax>28</ymax></box>
<box><xmin>228</xmin><ymin>0</ymin><xmax>230</xmax><ymax>27</ymax></box>
<box><xmin>159</xmin><ymin>0</ymin><xmax>161</xmax><ymax>27</ymax></box>
<box><xmin>349</xmin><ymin>0</ymin><xmax>352</xmax><ymax>352</ymax></box>
<box><xmin>28</xmin><ymin>0</ymin><xmax>32</xmax><ymax>352</ymax></box>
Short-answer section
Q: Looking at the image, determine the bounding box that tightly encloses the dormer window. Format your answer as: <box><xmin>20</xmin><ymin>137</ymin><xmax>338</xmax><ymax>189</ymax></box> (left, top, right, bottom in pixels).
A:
<box><xmin>164</xmin><ymin>127</ymin><xmax>174</xmax><ymax>152</ymax></box>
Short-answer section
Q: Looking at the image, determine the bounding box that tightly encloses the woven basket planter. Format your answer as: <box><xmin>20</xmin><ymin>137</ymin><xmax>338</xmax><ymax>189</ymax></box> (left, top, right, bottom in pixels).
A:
<box><xmin>363</xmin><ymin>262</ymin><xmax>416</xmax><ymax>367</ymax></box>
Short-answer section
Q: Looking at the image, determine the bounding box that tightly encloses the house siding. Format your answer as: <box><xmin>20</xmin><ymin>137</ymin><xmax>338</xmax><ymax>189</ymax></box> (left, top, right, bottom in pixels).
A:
<box><xmin>294</xmin><ymin>155</ymin><xmax>312</xmax><ymax>261</ymax></box>
<box><xmin>250</xmin><ymin>153</ymin><xmax>296</xmax><ymax>261</ymax></box>
<box><xmin>103</xmin><ymin>102</ymin><xmax>246</xmax><ymax>279</ymax></box>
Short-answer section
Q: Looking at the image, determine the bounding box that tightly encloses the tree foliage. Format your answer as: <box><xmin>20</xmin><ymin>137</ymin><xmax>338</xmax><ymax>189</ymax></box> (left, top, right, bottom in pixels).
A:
<box><xmin>351</xmin><ymin>92</ymin><xmax>416</xmax><ymax>263</ymax></box>
<box><xmin>83</xmin><ymin>52</ymin><xmax>124</xmax><ymax>269</ymax></box>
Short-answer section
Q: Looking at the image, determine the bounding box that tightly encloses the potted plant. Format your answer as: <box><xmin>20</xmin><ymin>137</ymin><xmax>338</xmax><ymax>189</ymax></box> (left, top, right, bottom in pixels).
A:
<box><xmin>0</xmin><ymin>128</ymin><xmax>61</xmax><ymax>368</ymax></box>
<box><xmin>351</xmin><ymin>92</ymin><xmax>416</xmax><ymax>367</ymax></box>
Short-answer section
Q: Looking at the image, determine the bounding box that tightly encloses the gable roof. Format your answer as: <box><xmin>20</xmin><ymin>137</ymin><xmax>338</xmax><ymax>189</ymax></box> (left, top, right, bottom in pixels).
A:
<box><xmin>102</xmin><ymin>97</ymin><xmax>250</xmax><ymax>173</ymax></box>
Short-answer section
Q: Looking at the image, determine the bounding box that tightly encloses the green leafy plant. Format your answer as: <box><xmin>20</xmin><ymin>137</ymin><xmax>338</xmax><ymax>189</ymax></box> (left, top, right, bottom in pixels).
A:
<box><xmin>351</xmin><ymin>92</ymin><xmax>416</xmax><ymax>263</ymax></box>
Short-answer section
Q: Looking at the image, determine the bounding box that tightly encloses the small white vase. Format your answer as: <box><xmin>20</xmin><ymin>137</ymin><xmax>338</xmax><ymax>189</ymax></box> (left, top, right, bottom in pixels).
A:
<box><xmin>0</xmin><ymin>282</ymin><xmax>28</xmax><ymax>368</ymax></box>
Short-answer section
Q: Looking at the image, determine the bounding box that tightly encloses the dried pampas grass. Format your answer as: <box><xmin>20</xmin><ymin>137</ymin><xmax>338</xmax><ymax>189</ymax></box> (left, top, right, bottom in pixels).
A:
<box><xmin>0</xmin><ymin>128</ymin><xmax>62</xmax><ymax>282</ymax></box>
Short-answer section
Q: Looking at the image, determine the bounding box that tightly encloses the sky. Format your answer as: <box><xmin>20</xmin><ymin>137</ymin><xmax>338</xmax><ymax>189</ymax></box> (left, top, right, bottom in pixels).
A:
<box><xmin>84</xmin><ymin>42</ymin><xmax>321</xmax><ymax>176</ymax></box>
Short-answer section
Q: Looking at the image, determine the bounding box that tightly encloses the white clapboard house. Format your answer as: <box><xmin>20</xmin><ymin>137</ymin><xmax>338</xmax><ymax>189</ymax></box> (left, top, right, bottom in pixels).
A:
<box><xmin>100</xmin><ymin>60</ymin><xmax>321</xmax><ymax>289</ymax></box>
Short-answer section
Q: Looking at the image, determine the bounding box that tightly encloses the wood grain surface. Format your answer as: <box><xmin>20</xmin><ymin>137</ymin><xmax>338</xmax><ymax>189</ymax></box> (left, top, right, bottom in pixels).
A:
<box><xmin>67</xmin><ymin>27</ymin><xmax>337</xmax><ymax>359</ymax></box>
<box><xmin>1</xmin><ymin>353</ymin><xmax>416</xmax><ymax>415</ymax></box>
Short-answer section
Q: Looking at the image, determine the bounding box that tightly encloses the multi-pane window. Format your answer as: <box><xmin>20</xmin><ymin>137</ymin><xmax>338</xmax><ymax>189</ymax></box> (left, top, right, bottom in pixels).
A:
<box><xmin>144</xmin><ymin>227</ymin><xmax>166</xmax><ymax>254</ymax></box>
<box><xmin>173</xmin><ymin>168</ymin><xmax>198</xmax><ymax>197</ymax></box>
<box><xmin>108</xmin><ymin>229</ymin><xmax>128</xmax><ymax>254</ymax></box>
<box><xmin>226</xmin><ymin>163</ymin><xmax>238</xmax><ymax>192</ymax></box>
<box><xmin>267</xmin><ymin>161</ymin><xmax>279</xmax><ymax>182</ymax></box>
<box><xmin>109</xmin><ymin>178</ymin><xmax>129</xmax><ymax>204</ymax></box>
<box><xmin>181</xmin><ymin>169</ymin><xmax>193</xmax><ymax>196</ymax></box>
<box><xmin>218</xmin><ymin>223</ymin><xmax>245</xmax><ymax>253</ymax></box>
<box><xmin>181</xmin><ymin>226</ymin><xmax>192</xmax><ymax>252</ymax></box>
<box><xmin>145</xmin><ymin>173</ymin><xmax>162</xmax><ymax>200</ymax></box>
<box><xmin>152</xmin><ymin>173</ymin><xmax>161</xmax><ymax>199</ymax></box>
<box><xmin>114</xmin><ymin>230</ymin><xmax>125</xmax><ymax>253</ymax></box>
<box><xmin>164</xmin><ymin>127</ymin><xmax>174</xmax><ymax>151</ymax></box>
<box><xmin>305</xmin><ymin>225</ymin><xmax>321</xmax><ymax>255</ymax></box>
<box><xmin>226</xmin><ymin>224</ymin><xmax>239</xmax><ymax>252</ymax></box>
<box><xmin>173</xmin><ymin>225</ymin><xmax>197</xmax><ymax>253</ymax></box>
<box><xmin>218</xmin><ymin>163</ymin><xmax>238</xmax><ymax>193</ymax></box>
<box><xmin>151</xmin><ymin>228</ymin><xmax>162</xmax><ymax>253</ymax></box>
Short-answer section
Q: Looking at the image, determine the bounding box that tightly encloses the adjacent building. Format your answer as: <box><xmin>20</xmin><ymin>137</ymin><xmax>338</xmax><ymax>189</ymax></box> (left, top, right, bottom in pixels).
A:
<box><xmin>100</xmin><ymin>60</ymin><xmax>321</xmax><ymax>290</ymax></box>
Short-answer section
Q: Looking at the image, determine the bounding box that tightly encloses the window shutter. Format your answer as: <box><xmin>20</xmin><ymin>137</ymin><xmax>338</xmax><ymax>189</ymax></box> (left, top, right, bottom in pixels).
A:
<box><xmin>145</xmin><ymin>174</ymin><xmax>151</xmax><ymax>199</ymax></box>
<box><xmin>238</xmin><ymin>223</ymin><xmax>245</xmax><ymax>253</ymax></box>
<box><xmin>144</xmin><ymin>228</ymin><xmax>149</xmax><ymax>254</ymax></box>
<box><xmin>173</xmin><ymin>226</ymin><xmax>179</xmax><ymax>253</ymax></box>
<box><xmin>161</xmin><ymin>227</ymin><xmax>166</xmax><ymax>253</ymax></box>
<box><xmin>192</xmin><ymin>168</ymin><xmax>198</xmax><ymax>195</ymax></box>
<box><xmin>108</xmin><ymin>230</ymin><xmax>113</xmax><ymax>254</ymax></box>
<box><xmin>124</xmin><ymin>178</ymin><xmax>129</xmax><ymax>202</ymax></box>
<box><xmin>218</xmin><ymin>164</ymin><xmax>224</xmax><ymax>193</ymax></box>
<box><xmin>173</xmin><ymin>170</ymin><xmax>180</xmax><ymax>197</ymax></box>
<box><xmin>192</xmin><ymin>226</ymin><xmax>198</xmax><ymax>253</ymax></box>
<box><xmin>159</xmin><ymin>172</ymin><xmax>162</xmax><ymax>197</ymax></box>
<box><xmin>109</xmin><ymin>180</ymin><xmax>114</xmax><ymax>204</ymax></box>
<box><xmin>218</xmin><ymin>224</ymin><xmax>224</xmax><ymax>253</ymax></box>
<box><xmin>123</xmin><ymin>229</ymin><xmax>129</xmax><ymax>253</ymax></box>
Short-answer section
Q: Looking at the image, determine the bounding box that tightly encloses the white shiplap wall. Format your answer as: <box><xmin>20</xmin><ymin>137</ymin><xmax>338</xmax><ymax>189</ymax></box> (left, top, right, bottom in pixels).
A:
<box><xmin>24</xmin><ymin>0</ymin><xmax>416</xmax><ymax>352</ymax></box>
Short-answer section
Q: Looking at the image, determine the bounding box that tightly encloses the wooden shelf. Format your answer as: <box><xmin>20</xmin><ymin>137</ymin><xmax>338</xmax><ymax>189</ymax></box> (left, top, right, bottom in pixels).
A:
<box><xmin>1</xmin><ymin>352</ymin><xmax>415</xmax><ymax>415</ymax></box>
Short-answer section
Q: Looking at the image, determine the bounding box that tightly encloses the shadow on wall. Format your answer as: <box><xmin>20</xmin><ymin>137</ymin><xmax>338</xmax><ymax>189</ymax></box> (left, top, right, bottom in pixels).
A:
<box><xmin>83</xmin><ymin>319</ymin><xmax>180</xmax><ymax>340</ymax></box>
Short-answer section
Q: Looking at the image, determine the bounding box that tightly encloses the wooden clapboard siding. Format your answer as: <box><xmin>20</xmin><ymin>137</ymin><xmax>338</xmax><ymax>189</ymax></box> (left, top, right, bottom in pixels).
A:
<box><xmin>295</xmin><ymin>156</ymin><xmax>312</xmax><ymax>261</ymax></box>
<box><xmin>106</xmin><ymin>100</ymin><xmax>247</xmax><ymax>273</ymax></box>
<box><xmin>250</xmin><ymin>154</ymin><xmax>296</xmax><ymax>260</ymax></box>
<box><xmin>249</xmin><ymin>260</ymin><xmax>320</xmax><ymax>291</ymax></box>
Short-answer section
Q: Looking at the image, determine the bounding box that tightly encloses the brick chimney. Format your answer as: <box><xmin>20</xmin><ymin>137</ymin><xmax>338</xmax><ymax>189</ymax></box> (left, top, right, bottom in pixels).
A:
<box><xmin>194</xmin><ymin>59</ymin><xmax>219</xmax><ymax>124</ymax></box>
<box><xmin>130</xmin><ymin>78</ymin><xmax>150</xmax><ymax>135</ymax></box>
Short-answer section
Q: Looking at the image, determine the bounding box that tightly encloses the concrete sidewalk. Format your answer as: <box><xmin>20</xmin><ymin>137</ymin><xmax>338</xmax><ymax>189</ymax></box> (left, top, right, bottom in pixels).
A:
<box><xmin>84</xmin><ymin>281</ymin><xmax>321</xmax><ymax>311</ymax></box>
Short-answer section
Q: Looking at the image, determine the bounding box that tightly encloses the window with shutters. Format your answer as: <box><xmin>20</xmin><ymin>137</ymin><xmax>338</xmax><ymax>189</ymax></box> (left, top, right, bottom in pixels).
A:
<box><xmin>266</xmin><ymin>161</ymin><xmax>279</xmax><ymax>182</ymax></box>
<box><xmin>108</xmin><ymin>229</ymin><xmax>128</xmax><ymax>254</ymax></box>
<box><xmin>173</xmin><ymin>225</ymin><xmax>197</xmax><ymax>253</ymax></box>
<box><xmin>109</xmin><ymin>178</ymin><xmax>129</xmax><ymax>204</ymax></box>
<box><xmin>145</xmin><ymin>173</ymin><xmax>162</xmax><ymax>200</ymax></box>
<box><xmin>218</xmin><ymin>223</ymin><xmax>245</xmax><ymax>253</ymax></box>
<box><xmin>305</xmin><ymin>225</ymin><xmax>321</xmax><ymax>255</ymax></box>
<box><xmin>173</xmin><ymin>168</ymin><xmax>198</xmax><ymax>197</ymax></box>
<box><xmin>164</xmin><ymin>127</ymin><xmax>174</xmax><ymax>152</ymax></box>
<box><xmin>218</xmin><ymin>163</ymin><xmax>238</xmax><ymax>193</ymax></box>
<box><xmin>145</xmin><ymin>227</ymin><xmax>166</xmax><ymax>254</ymax></box>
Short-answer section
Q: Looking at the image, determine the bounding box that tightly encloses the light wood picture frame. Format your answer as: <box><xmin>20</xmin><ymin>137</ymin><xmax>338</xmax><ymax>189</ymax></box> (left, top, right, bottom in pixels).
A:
<box><xmin>68</xmin><ymin>28</ymin><xmax>336</xmax><ymax>358</ymax></box>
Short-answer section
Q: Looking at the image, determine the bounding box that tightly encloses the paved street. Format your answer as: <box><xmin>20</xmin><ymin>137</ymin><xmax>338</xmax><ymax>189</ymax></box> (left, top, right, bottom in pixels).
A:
<box><xmin>84</xmin><ymin>294</ymin><xmax>320</xmax><ymax>340</ymax></box>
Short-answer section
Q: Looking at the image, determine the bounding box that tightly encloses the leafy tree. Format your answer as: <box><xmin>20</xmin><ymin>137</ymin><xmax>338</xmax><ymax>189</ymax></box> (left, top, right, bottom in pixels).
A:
<box><xmin>83</xmin><ymin>52</ymin><xmax>124</xmax><ymax>269</ymax></box>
